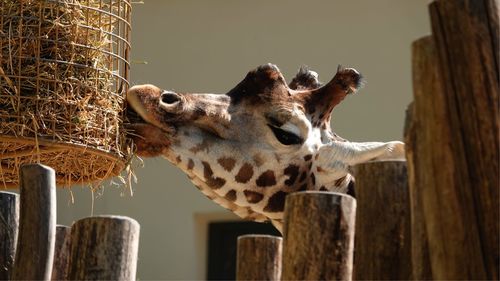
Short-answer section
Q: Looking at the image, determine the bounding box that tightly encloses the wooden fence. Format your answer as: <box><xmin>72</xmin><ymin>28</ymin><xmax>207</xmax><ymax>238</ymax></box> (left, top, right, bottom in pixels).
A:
<box><xmin>0</xmin><ymin>164</ymin><xmax>140</xmax><ymax>280</ymax></box>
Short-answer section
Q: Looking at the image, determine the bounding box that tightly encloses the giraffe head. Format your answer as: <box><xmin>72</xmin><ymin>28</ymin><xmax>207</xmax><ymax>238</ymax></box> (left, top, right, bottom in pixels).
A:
<box><xmin>127</xmin><ymin>64</ymin><xmax>404</xmax><ymax>230</ymax></box>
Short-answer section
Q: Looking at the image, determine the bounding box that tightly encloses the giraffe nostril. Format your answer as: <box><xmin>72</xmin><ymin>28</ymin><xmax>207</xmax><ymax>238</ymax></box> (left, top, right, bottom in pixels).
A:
<box><xmin>161</xmin><ymin>92</ymin><xmax>181</xmax><ymax>105</ymax></box>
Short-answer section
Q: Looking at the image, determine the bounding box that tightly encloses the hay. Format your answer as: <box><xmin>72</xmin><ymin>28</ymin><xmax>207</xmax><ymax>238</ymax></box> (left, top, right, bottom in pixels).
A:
<box><xmin>0</xmin><ymin>0</ymin><xmax>132</xmax><ymax>188</ymax></box>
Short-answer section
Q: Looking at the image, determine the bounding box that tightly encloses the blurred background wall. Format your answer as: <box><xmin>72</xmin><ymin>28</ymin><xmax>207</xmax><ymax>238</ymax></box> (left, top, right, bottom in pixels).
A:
<box><xmin>55</xmin><ymin>1</ymin><xmax>430</xmax><ymax>279</ymax></box>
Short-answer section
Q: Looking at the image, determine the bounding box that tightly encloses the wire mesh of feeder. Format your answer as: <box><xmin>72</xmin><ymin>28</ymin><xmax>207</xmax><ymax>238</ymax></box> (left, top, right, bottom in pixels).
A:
<box><xmin>0</xmin><ymin>0</ymin><xmax>132</xmax><ymax>188</ymax></box>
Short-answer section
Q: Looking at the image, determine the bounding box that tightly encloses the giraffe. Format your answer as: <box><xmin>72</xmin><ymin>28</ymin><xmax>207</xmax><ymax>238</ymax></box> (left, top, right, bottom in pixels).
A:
<box><xmin>126</xmin><ymin>64</ymin><xmax>405</xmax><ymax>232</ymax></box>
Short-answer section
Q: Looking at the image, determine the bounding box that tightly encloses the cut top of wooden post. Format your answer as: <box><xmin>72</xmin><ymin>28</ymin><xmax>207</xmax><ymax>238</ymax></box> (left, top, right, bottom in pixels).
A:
<box><xmin>12</xmin><ymin>163</ymin><xmax>56</xmax><ymax>281</ymax></box>
<box><xmin>351</xmin><ymin>160</ymin><xmax>411</xmax><ymax>280</ymax></box>
<box><xmin>236</xmin><ymin>234</ymin><xmax>282</xmax><ymax>281</ymax></box>
<box><xmin>67</xmin><ymin>215</ymin><xmax>140</xmax><ymax>281</ymax></box>
<box><xmin>282</xmin><ymin>191</ymin><xmax>356</xmax><ymax>281</ymax></box>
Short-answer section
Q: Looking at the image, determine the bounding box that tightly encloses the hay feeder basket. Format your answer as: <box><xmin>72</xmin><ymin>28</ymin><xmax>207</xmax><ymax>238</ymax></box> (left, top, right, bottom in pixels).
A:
<box><xmin>0</xmin><ymin>0</ymin><xmax>132</xmax><ymax>188</ymax></box>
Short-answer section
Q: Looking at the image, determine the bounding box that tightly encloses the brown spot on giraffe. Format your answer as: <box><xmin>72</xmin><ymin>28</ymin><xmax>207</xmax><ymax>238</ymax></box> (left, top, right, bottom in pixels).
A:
<box><xmin>207</xmin><ymin>177</ymin><xmax>226</xmax><ymax>189</ymax></box>
<box><xmin>202</xmin><ymin>161</ymin><xmax>226</xmax><ymax>189</ymax></box>
<box><xmin>187</xmin><ymin>159</ymin><xmax>194</xmax><ymax>170</ymax></box>
<box><xmin>235</xmin><ymin>163</ymin><xmax>254</xmax><ymax>183</ymax></box>
<box><xmin>310</xmin><ymin>172</ymin><xmax>316</xmax><ymax>186</ymax></box>
<box><xmin>224</xmin><ymin>190</ymin><xmax>237</xmax><ymax>202</ymax></box>
<box><xmin>175</xmin><ymin>155</ymin><xmax>182</xmax><ymax>164</ymax></box>
<box><xmin>202</xmin><ymin>161</ymin><xmax>214</xmax><ymax>178</ymax></box>
<box><xmin>263</xmin><ymin>191</ymin><xmax>288</xmax><ymax>213</ymax></box>
<box><xmin>319</xmin><ymin>186</ymin><xmax>328</xmax><ymax>191</ymax></box>
<box><xmin>303</xmin><ymin>154</ymin><xmax>312</xmax><ymax>161</ymax></box>
<box><xmin>256</xmin><ymin>170</ymin><xmax>277</xmax><ymax>187</ymax></box>
<box><xmin>244</xmin><ymin>190</ymin><xmax>264</xmax><ymax>204</ymax></box>
<box><xmin>217</xmin><ymin>157</ymin><xmax>236</xmax><ymax>172</ymax></box>
<box><xmin>284</xmin><ymin>164</ymin><xmax>300</xmax><ymax>186</ymax></box>
<box><xmin>316</xmin><ymin>166</ymin><xmax>324</xmax><ymax>172</ymax></box>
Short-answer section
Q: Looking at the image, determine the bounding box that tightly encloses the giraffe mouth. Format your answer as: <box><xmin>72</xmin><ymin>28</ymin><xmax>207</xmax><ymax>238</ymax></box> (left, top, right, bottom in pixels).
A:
<box><xmin>126</xmin><ymin>102</ymin><xmax>145</xmax><ymax>124</ymax></box>
<box><xmin>126</xmin><ymin>84</ymin><xmax>174</xmax><ymax>132</ymax></box>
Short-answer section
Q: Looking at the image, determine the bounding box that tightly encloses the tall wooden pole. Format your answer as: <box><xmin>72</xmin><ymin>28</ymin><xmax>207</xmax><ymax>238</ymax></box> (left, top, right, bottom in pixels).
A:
<box><xmin>236</xmin><ymin>235</ymin><xmax>282</xmax><ymax>281</ymax></box>
<box><xmin>405</xmin><ymin>0</ymin><xmax>499</xmax><ymax>279</ymax></box>
<box><xmin>12</xmin><ymin>164</ymin><xmax>56</xmax><ymax>280</ymax></box>
<box><xmin>67</xmin><ymin>216</ymin><xmax>140</xmax><ymax>281</ymax></box>
<box><xmin>428</xmin><ymin>2</ymin><xmax>499</xmax><ymax>276</ymax></box>
<box><xmin>352</xmin><ymin>161</ymin><xmax>412</xmax><ymax>280</ymax></box>
<box><xmin>0</xmin><ymin>191</ymin><xmax>19</xmax><ymax>280</ymax></box>
<box><xmin>406</xmin><ymin>36</ymin><xmax>444</xmax><ymax>280</ymax></box>
<box><xmin>281</xmin><ymin>192</ymin><xmax>356</xmax><ymax>280</ymax></box>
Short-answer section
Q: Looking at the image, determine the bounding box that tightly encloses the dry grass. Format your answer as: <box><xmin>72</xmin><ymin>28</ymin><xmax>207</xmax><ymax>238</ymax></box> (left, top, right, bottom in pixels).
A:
<box><xmin>0</xmin><ymin>0</ymin><xmax>132</xmax><ymax>188</ymax></box>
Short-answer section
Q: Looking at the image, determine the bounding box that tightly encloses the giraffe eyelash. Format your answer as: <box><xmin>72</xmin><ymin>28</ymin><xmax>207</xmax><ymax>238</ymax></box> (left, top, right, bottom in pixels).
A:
<box><xmin>268</xmin><ymin>125</ymin><xmax>303</xmax><ymax>146</ymax></box>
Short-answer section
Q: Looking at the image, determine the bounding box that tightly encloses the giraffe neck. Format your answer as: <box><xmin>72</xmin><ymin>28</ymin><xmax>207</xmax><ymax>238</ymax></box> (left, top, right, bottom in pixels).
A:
<box><xmin>162</xmin><ymin>126</ymin><xmax>353</xmax><ymax>223</ymax></box>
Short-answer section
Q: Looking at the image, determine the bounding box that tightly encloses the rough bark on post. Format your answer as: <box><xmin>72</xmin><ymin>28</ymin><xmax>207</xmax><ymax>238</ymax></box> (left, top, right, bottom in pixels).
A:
<box><xmin>404</xmin><ymin>0</ymin><xmax>499</xmax><ymax>279</ymax></box>
<box><xmin>67</xmin><ymin>216</ymin><xmax>140</xmax><ymax>281</ymax></box>
<box><xmin>408</xmin><ymin>32</ymin><xmax>486</xmax><ymax>279</ymax></box>
<box><xmin>406</xmin><ymin>36</ymin><xmax>444</xmax><ymax>280</ymax></box>
<box><xmin>405</xmin><ymin>104</ymin><xmax>432</xmax><ymax>280</ymax></box>
<box><xmin>0</xmin><ymin>191</ymin><xmax>19</xmax><ymax>280</ymax></box>
<box><xmin>282</xmin><ymin>192</ymin><xmax>356</xmax><ymax>280</ymax></box>
<box><xmin>236</xmin><ymin>235</ymin><xmax>282</xmax><ymax>281</ymax></box>
<box><xmin>352</xmin><ymin>161</ymin><xmax>412</xmax><ymax>280</ymax></box>
<box><xmin>51</xmin><ymin>225</ymin><xmax>71</xmax><ymax>280</ymax></box>
<box><xmin>12</xmin><ymin>164</ymin><xmax>56</xmax><ymax>281</ymax></box>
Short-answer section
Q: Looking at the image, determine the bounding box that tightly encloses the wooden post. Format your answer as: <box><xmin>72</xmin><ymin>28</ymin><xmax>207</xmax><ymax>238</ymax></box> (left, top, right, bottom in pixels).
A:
<box><xmin>236</xmin><ymin>235</ymin><xmax>282</xmax><ymax>281</ymax></box>
<box><xmin>281</xmin><ymin>192</ymin><xmax>356</xmax><ymax>280</ymax></box>
<box><xmin>428</xmin><ymin>1</ymin><xmax>499</xmax><ymax>278</ymax></box>
<box><xmin>406</xmin><ymin>36</ymin><xmax>443</xmax><ymax>280</ymax></box>
<box><xmin>0</xmin><ymin>191</ymin><xmax>19</xmax><ymax>280</ymax></box>
<box><xmin>404</xmin><ymin>103</ymin><xmax>432</xmax><ymax>280</ymax></box>
<box><xmin>352</xmin><ymin>161</ymin><xmax>412</xmax><ymax>280</ymax></box>
<box><xmin>51</xmin><ymin>225</ymin><xmax>71</xmax><ymax>280</ymax></box>
<box><xmin>405</xmin><ymin>0</ymin><xmax>499</xmax><ymax>279</ymax></box>
<box><xmin>67</xmin><ymin>216</ymin><xmax>140</xmax><ymax>281</ymax></box>
<box><xmin>12</xmin><ymin>164</ymin><xmax>56</xmax><ymax>281</ymax></box>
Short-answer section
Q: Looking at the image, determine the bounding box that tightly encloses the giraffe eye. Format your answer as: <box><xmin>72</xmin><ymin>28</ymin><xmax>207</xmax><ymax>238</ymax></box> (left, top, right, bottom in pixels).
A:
<box><xmin>268</xmin><ymin>125</ymin><xmax>303</xmax><ymax>145</ymax></box>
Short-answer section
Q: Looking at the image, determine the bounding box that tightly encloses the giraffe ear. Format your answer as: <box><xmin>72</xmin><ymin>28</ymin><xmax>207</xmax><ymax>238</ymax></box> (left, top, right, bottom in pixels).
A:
<box><xmin>227</xmin><ymin>63</ymin><xmax>289</xmax><ymax>104</ymax></box>
<box><xmin>289</xmin><ymin>66</ymin><xmax>322</xmax><ymax>90</ymax></box>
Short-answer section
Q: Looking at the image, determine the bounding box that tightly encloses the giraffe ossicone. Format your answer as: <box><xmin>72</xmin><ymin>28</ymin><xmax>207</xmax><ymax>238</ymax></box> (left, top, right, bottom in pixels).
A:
<box><xmin>126</xmin><ymin>64</ymin><xmax>405</xmax><ymax>232</ymax></box>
